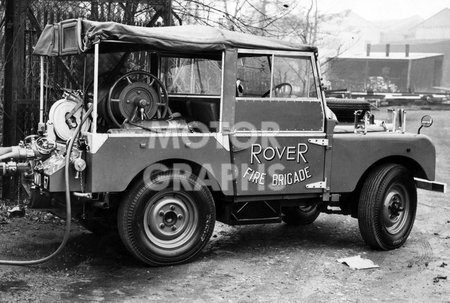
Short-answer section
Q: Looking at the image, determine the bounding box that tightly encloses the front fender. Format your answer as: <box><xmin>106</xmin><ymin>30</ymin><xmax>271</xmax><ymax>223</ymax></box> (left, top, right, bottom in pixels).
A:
<box><xmin>330</xmin><ymin>132</ymin><xmax>435</xmax><ymax>193</ymax></box>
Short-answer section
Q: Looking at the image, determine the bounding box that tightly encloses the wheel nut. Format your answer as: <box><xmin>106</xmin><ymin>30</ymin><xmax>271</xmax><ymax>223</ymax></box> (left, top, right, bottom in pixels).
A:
<box><xmin>159</xmin><ymin>211</ymin><xmax>165</xmax><ymax>217</ymax></box>
<box><xmin>177</xmin><ymin>214</ymin><xmax>183</xmax><ymax>220</ymax></box>
<box><xmin>170</xmin><ymin>205</ymin><xmax>176</xmax><ymax>211</ymax></box>
<box><xmin>159</xmin><ymin>223</ymin><xmax>165</xmax><ymax>229</ymax></box>
<box><xmin>171</xmin><ymin>225</ymin><xmax>177</xmax><ymax>231</ymax></box>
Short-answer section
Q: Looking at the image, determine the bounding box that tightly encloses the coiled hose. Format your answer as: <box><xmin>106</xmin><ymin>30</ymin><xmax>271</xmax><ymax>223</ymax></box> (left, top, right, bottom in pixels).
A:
<box><xmin>0</xmin><ymin>106</ymin><xmax>93</xmax><ymax>265</ymax></box>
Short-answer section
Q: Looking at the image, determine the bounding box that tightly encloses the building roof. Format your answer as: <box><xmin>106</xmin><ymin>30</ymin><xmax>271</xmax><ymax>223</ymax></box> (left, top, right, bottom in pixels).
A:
<box><xmin>333</xmin><ymin>52</ymin><xmax>443</xmax><ymax>61</ymax></box>
<box><xmin>413</xmin><ymin>8</ymin><xmax>450</xmax><ymax>29</ymax></box>
<box><xmin>33</xmin><ymin>19</ymin><xmax>317</xmax><ymax>56</ymax></box>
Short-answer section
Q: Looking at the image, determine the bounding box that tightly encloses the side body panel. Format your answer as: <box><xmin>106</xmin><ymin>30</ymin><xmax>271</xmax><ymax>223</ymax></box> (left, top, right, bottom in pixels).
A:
<box><xmin>330</xmin><ymin>132</ymin><xmax>436</xmax><ymax>193</ymax></box>
<box><xmin>231</xmin><ymin>134</ymin><xmax>327</xmax><ymax>195</ymax></box>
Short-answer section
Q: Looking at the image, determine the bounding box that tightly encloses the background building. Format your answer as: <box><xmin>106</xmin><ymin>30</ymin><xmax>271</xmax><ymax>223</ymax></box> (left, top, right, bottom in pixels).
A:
<box><xmin>327</xmin><ymin>48</ymin><xmax>443</xmax><ymax>92</ymax></box>
<box><xmin>327</xmin><ymin>8</ymin><xmax>450</xmax><ymax>92</ymax></box>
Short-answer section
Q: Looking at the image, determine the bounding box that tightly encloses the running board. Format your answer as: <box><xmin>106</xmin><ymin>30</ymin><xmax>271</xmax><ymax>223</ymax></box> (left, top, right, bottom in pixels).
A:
<box><xmin>414</xmin><ymin>178</ymin><xmax>446</xmax><ymax>193</ymax></box>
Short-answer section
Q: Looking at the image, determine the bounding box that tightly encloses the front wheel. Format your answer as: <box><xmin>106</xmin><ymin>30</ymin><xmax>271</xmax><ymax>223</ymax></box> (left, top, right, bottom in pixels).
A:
<box><xmin>358</xmin><ymin>164</ymin><xmax>417</xmax><ymax>250</ymax></box>
<box><xmin>117</xmin><ymin>171</ymin><xmax>215</xmax><ymax>266</ymax></box>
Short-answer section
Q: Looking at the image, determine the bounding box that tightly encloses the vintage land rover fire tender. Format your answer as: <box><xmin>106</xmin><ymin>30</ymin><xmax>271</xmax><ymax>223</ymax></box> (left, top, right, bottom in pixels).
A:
<box><xmin>0</xmin><ymin>19</ymin><xmax>445</xmax><ymax>266</ymax></box>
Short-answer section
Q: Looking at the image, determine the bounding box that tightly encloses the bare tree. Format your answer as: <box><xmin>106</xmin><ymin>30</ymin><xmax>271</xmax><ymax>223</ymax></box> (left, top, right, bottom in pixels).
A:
<box><xmin>171</xmin><ymin>0</ymin><xmax>349</xmax><ymax>65</ymax></box>
<box><xmin>172</xmin><ymin>0</ymin><xmax>296</xmax><ymax>35</ymax></box>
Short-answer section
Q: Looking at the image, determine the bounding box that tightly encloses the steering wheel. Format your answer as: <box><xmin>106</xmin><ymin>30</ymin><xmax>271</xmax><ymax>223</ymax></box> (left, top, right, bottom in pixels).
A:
<box><xmin>262</xmin><ymin>82</ymin><xmax>293</xmax><ymax>98</ymax></box>
<box><xmin>107</xmin><ymin>70</ymin><xmax>169</xmax><ymax>128</ymax></box>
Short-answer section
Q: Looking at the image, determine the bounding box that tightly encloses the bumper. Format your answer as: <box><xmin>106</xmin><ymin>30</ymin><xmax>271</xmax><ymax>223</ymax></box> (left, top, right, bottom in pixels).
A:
<box><xmin>414</xmin><ymin>177</ymin><xmax>447</xmax><ymax>193</ymax></box>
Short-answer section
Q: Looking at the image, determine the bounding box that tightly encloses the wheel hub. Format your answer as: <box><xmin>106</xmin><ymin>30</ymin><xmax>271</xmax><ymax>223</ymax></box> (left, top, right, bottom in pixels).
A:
<box><xmin>388</xmin><ymin>196</ymin><xmax>404</xmax><ymax>217</ymax></box>
<box><xmin>383</xmin><ymin>185</ymin><xmax>409</xmax><ymax>235</ymax></box>
<box><xmin>163</xmin><ymin>211</ymin><xmax>177</xmax><ymax>226</ymax></box>
<box><xmin>143</xmin><ymin>192</ymin><xmax>199</xmax><ymax>250</ymax></box>
<box><xmin>148</xmin><ymin>198</ymin><xmax>188</xmax><ymax>239</ymax></box>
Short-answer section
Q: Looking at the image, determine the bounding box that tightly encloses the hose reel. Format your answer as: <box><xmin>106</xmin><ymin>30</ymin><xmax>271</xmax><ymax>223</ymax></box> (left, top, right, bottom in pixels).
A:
<box><xmin>106</xmin><ymin>70</ymin><xmax>169</xmax><ymax>127</ymax></box>
<box><xmin>48</xmin><ymin>98</ymin><xmax>91</xmax><ymax>141</ymax></box>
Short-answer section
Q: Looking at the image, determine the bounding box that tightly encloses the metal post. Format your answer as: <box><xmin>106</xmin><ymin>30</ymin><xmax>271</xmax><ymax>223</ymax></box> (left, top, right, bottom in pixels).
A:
<box><xmin>406</xmin><ymin>59</ymin><xmax>412</xmax><ymax>92</ymax></box>
<box><xmin>402</xmin><ymin>110</ymin><xmax>406</xmax><ymax>133</ymax></box>
<box><xmin>39</xmin><ymin>56</ymin><xmax>44</xmax><ymax>124</ymax></box>
<box><xmin>364</xmin><ymin>60</ymin><xmax>369</xmax><ymax>91</ymax></box>
<box><xmin>92</xmin><ymin>42</ymin><xmax>99</xmax><ymax>133</ymax></box>
<box><xmin>219</xmin><ymin>51</ymin><xmax>225</xmax><ymax>132</ymax></box>
<box><xmin>391</xmin><ymin>109</ymin><xmax>397</xmax><ymax>132</ymax></box>
<box><xmin>269</xmin><ymin>54</ymin><xmax>274</xmax><ymax>98</ymax></box>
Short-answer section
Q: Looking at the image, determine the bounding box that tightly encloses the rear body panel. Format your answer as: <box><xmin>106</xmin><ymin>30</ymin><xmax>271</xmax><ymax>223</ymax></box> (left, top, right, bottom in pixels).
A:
<box><xmin>84</xmin><ymin>133</ymin><xmax>234</xmax><ymax>194</ymax></box>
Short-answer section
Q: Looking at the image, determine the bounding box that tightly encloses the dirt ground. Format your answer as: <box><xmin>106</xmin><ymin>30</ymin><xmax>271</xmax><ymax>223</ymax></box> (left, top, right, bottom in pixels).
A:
<box><xmin>0</xmin><ymin>108</ymin><xmax>449</xmax><ymax>302</ymax></box>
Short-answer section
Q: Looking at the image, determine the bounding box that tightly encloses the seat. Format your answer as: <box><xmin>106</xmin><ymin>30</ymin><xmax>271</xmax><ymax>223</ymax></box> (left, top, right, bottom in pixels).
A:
<box><xmin>169</xmin><ymin>97</ymin><xmax>191</xmax><ymax>118</ymax></box>
<box><xmin>188</xmin><ymin>99</ymin><xmax>220</xmax><ymax>132</ymax></box>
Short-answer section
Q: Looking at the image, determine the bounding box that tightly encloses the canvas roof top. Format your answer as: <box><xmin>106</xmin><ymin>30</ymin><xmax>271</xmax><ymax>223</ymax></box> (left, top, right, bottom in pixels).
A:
<box><xmin>33</xmin><ymin>19</ymin><xmax>317</xmax><ymax>56</ymax></box>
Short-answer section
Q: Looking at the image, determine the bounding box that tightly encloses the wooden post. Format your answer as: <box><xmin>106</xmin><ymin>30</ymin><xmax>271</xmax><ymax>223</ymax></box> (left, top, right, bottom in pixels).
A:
<box><xmin>3</xmin><ymin>0</ymin><xmax>29</xmax><ymax>199</ymax></box>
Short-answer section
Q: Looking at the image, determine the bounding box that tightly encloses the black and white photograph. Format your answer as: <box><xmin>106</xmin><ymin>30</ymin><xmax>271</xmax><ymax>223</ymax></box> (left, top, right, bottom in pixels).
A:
<box><xmin>0</xmin><ymin>0</ymin><xmax>449</xmax><ymax>301</ymax></box>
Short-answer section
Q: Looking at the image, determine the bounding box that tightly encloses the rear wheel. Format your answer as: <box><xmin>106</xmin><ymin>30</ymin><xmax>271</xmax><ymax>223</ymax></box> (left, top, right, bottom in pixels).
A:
<box><xmin>118</xmin><ymin>171</ymin><xmax>215</xmax><ymax>266</ymax></box>
<box><xmin>358</xmin><ymin>164</ymin><xmax>417</xmax><ymax>250</ymax></box>
<box><xmin>282</xmin><ymin>205</ymin><xmax>320</xmax><ymax>225</ymax></box>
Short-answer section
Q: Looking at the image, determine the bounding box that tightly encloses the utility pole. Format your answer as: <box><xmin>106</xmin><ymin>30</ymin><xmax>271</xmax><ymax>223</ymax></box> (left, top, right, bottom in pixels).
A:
<box><xmin>162</xmin><ymin>0</ymin><xmax>173</xmax><ymax>26</ymax></box>
<box><xmin>3</xmin><ymin>0</ymin><xmax>28</xmax><ymax>199</ymax></box>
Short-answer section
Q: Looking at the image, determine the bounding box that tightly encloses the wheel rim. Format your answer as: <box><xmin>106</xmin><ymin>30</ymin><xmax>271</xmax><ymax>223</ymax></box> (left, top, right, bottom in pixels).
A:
<box><xmin>382</xmin><ymin>183</ymin><xmax>410</xmax><ymax>235</ymax></box>
<box><xmin>143</xmin><ymin>192</ymin><xmax>199</xmax><ymax>250</ymax></box>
